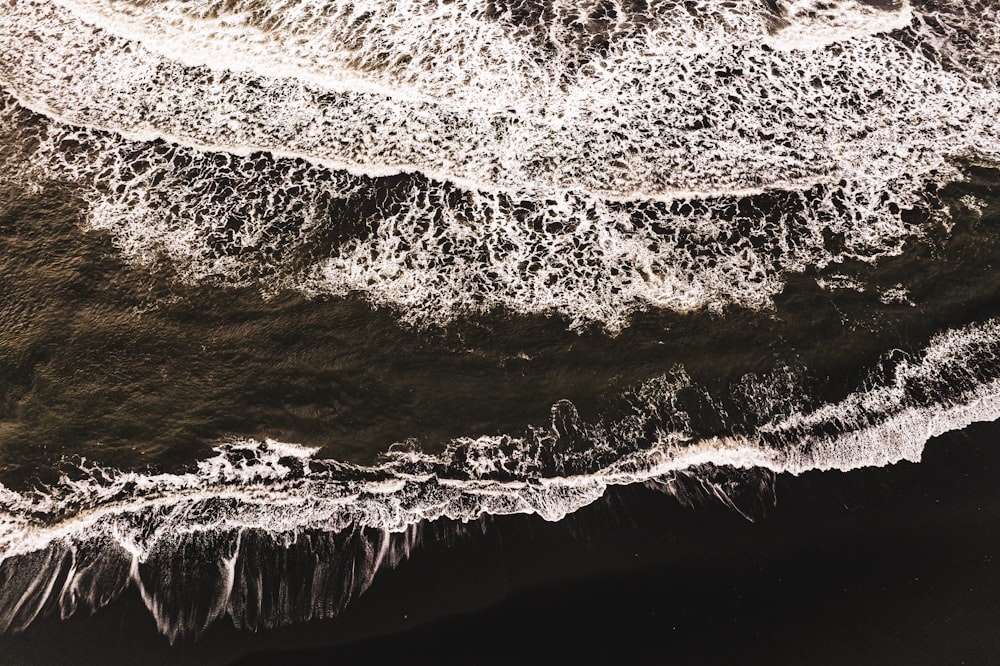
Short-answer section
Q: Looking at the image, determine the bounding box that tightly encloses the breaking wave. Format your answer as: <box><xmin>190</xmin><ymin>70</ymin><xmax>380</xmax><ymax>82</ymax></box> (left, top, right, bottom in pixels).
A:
<box><xmin>3</xmin><ymin>0</ymin><xmax>996</xmax><ymax>196</ymax></box>
<box><xmin>1</xmin><ymin>0</ymin><xmax>998</xmax><ymax>327</ymax></box>
<box><xmin>2</xmin><ymin>317</ymin><xmax>1000</xmax><ymax>638</ymax></box>
<box><xmin>0</xmin><ymin>95</ymin><xmax>939</xmax><ymax>329</ymax></box>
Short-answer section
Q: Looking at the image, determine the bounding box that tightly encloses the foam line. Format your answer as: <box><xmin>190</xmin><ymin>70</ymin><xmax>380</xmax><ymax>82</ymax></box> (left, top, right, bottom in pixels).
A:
<box><xmin>2</xmin><ymin>0</ymin><xmax>998</xmax><ymax>327</ymax></box>
<box><xmin>1</xmin><ymin>0</ymin><xmax>996</xmax><ymax>198</ymax></box>
<box><xmin>1</xmin><ymin>317</ymin><xmax>998</xmax><ymax>561</ymax></box>
<box><xmin>1</xmin><ymin>314</ymin><xmax>999</xmax><ymax>636</ymax></box>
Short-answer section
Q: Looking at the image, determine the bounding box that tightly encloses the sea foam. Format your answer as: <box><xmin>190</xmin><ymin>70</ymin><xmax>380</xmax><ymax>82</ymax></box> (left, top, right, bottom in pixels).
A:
<box><xmin>1</xmin><ymin>0</ymin><xmax>998</xmax><ymax>327</ymax></box>
<box><xmin>1</xmin><ymin>317</ymin><xmax>999</xmax><ymax>637</ymax></box>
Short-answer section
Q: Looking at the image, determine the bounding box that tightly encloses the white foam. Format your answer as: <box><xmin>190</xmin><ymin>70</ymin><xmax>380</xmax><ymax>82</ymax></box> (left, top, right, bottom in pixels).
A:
<box><xmin>1</xmin><ymin>317</ymin><xmax>998</xmax><ymax>562</ymax></box>
<box><xmin>1</xmin><ymin>0</ymin><xmax>996</xmax><ymax>198</ymax></box>
<box><xmin>2</xmin><ymin>0</ymin><xmax>998</xmax><ymax>328</ymax></box>
<box><xmin>815</xmin><ymin>273</ymin><xmax>867</xmax><ymax>292</ymax></box>
<box><xmin>961</xmin><ymin>194</ymin><xmax>987</xmax><ymax>218</ymax></box>
<box><xmin>1</xmin><ymin>317</ymin><xmax>999</xmax><ymax>636</ymax></box>
<box><xmin>36</xmin><ymin>0</ymin><xmax>924</xmax><ymax>105</ymax></box>
<box><xmin>878</xmin><ymin>284</ymin><xmax>913</xmax><ymax>305</ymax></box>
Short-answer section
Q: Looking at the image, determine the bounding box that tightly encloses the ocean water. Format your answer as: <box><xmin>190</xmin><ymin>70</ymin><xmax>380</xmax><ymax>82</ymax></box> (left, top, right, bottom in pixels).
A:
<box><xmin>0</xmin><ymin>0</ymin><xmax>999</xmax><ymax>660</ymax></box>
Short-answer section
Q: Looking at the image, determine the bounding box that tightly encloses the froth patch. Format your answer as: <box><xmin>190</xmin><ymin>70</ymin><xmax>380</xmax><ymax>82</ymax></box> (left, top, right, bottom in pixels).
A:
<box><xmin>2</xmin><ymin>317</ymin><xmax>999</xmax><ymax>561</ymax></box>
<box><xmin>2</xmin><ymin>0</ymin><xmax>999</xmax><ymax>327</ymax></box>
<box><xmin>1</xmin><ymin>0</ymin><xmax>997</xmax><ymax>198</ymax></box>
<box><xmin>12</xmin><ymin>110</ymin><xmax>929</xmax><ymax>330</ymax></box>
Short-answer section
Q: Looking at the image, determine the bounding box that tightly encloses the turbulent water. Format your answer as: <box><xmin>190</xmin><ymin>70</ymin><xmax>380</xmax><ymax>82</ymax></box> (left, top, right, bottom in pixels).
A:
<box><xmin>1</xmin><ymin>0</ymin><xmax>999</xmax><ymax>645</ymax></box>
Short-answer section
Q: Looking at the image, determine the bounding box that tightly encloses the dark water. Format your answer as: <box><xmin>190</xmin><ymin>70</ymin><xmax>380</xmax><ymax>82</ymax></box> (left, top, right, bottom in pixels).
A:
<box><xmin>2</xmin><ymin>149</ymin><xmax>998</xmax><ymax>658</ymax></box>
<box><xmin>2</xmin><ymin>163</ymin><xmax>998</xmax><ymax>482</ymax></box>
<box><xmin>1</xmin><ymin>0</ymin><xmax>1000</xmax><ymax>660</ymax></box>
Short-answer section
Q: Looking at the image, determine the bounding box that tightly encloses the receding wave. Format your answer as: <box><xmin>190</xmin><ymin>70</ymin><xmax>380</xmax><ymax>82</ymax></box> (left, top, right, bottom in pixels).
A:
<box><xmin>2</xmin><ymin>317</ymin><xmax>999</xmax><ymax>638</ymax></box>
